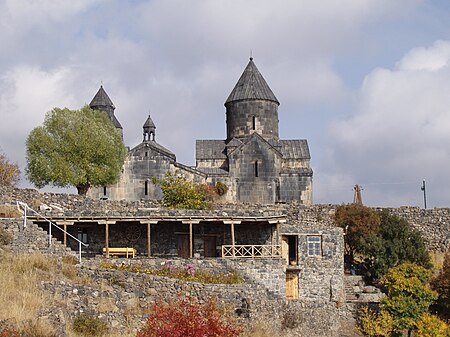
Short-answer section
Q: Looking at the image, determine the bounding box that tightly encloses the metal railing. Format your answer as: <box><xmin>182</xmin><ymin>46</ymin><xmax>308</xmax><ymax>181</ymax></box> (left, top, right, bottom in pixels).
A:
<box><xmin>222</xmin><ymin>244</ymin><xmax>282</xmax><ymax>258</ymax></box>
<box><xmin>16</xmin><ymin>201</ymin><xmax>88</xmax><ymax>263</ymax></box>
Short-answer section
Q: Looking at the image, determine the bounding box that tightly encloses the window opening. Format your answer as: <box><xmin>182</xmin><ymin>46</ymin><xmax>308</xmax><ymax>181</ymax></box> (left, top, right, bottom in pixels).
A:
<box><xmin>254</xmin><ymin>161</ymin><xmax>259</xmax><ymax>177</ymax></box>
<box><xmin>144</xmin><ymin>181</ymin><xmax>148</xmax><ymax>196</ymax></box>
<box><xmin>145</xmin><ymin>151</ymin><xmax>148</xmax><ymax>157</ymax></box>
<box><xmin>252</xmin><ymin>116</ymin><xmax>256</xmax><ymax>130</ymax></box>
<box><xmin>77</xmin><ymin>227</ymin><xmax>88</xmax><ymax>244</ymax></box>
<box><xmin>103</xmin><ymin>186</ymin><xmax>107</xmax><ymax>196</ymax></box>
<box><xmin>307</xmin><ymin>236</ymin><xmax>322</xmax><ymax>256</ymax></box>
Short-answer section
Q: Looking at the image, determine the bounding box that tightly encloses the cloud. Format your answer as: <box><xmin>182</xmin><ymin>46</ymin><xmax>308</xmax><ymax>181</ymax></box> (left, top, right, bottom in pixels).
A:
<box><xmin>317</xmin><ymin>40</ymin><xmax>450</xmax><ymax>207</ymax></box>
<box><xmin>0</xmin><ymin>65</ymin><xmax>77</xmax><ymax>176</ymax></box>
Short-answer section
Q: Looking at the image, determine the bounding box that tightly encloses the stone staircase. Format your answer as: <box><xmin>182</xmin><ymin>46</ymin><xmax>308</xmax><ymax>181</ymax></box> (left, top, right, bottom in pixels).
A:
<box><xmin>344</xmin><ymin>275</ymin><xmax>384</xmax><ymax>303</ymax></box>
<box><xmin>2</xmin><ymin>218</ymin><xmax>77</xmax><ymax>258</ymax></box>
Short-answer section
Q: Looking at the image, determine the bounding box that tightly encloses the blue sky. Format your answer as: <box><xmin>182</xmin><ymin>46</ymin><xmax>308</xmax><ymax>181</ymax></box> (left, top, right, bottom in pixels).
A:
<box><xmin>1</xmin><ymin>0</ymin><xmax>450</xmax><ymax>207</ymax></box>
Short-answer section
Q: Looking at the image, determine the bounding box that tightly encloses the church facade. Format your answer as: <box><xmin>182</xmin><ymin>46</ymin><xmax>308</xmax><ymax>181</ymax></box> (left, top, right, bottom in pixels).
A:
<box><xmin>88</xmin><ymin>58</ymin><xmax>313</xmax><ymax>205</ymax></box>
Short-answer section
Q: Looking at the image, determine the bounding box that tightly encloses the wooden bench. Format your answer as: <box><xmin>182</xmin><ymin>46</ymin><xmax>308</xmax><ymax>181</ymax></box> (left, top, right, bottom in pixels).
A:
<box><xmin>103</xmin><ymin>247</ymin><xmax>137</xmax><ymax>258</ymax></box>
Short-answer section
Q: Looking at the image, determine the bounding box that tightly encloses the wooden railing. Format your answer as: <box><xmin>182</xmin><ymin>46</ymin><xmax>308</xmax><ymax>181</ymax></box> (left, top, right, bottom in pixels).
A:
<box><xmin>221</xmin><ymin>245</ymin><xmax>282</xmax><ymax>258</ymax></box>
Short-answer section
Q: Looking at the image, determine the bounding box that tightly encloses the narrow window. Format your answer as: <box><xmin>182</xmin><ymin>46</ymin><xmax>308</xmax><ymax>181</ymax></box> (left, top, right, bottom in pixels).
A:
<box><xmin>307</xmin><ymin>236</ymin><xmax>322</xmax><ymax>256</ymax></box>
<box><xmin>145</xmin><ymin>151</ymin><xmax>148</xmax><ymax>157</ymax></box>
<box><xmin>144</xmin><ymin>181</ymin><xmax>149</xmax><ymax>196</ymax></box>
<box><xmin>77</xmin><ymin>228</ymin><xmax>88</xmax><ymax>244</ymax></box>
<box><xmin>254</xmin><ymin>161</ymin><xmax>259</xmax><ymax>177</ymax></box>
<box><xmin>103</xmin><ymin>186</ymin><xmax>107</xmax><ymax>196</ymax></box>
<box><xmin>252</xmin><ymin>116</ymin><xmax>256</xmax><ymax>130</ymax></box>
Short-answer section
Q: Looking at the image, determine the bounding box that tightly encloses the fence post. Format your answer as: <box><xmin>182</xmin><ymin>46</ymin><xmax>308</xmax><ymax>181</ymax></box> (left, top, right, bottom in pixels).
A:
<box><xmin>79</xmin><ymin>241</ymin><xmax>82</xmax><ymax>263</ymax></box>
<box><xmin>23</xmin><ymin>204</ymin><xmax>27</xmax><ymax>229</ymax></box>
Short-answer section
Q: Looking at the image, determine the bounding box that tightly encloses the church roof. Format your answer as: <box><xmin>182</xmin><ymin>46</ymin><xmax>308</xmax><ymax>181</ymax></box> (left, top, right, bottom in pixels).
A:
<box><xmin>196</xmin><ymin>140</ymin><xmax>227</xmax><ymax>160</ymax></box>
<box><xmin>279</xmin><ymin>140</ymin><xmax>310</xmax><ymax>159</ymax></box>
<box><xmin>225</xmin><ymin>58</ymin><xmax>279</xmax><ymax>105</ymax></box>
<box><xmin>89</xmin><ymin>85</ymin><xmax>115</xmax><ymax>109</ymax></box>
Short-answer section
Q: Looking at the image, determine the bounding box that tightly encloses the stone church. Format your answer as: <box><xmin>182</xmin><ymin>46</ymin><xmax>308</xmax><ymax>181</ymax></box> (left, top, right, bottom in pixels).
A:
<box><xmin>88</xmin><ymin>58</ymin><xmax>313</xmax><ymax>204</ymax></box>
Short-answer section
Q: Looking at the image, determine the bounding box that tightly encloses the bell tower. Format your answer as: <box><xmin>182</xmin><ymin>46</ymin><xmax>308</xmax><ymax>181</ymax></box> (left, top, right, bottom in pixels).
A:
<box><xmin>225</xmin><ymin>58</ymin><xmax>280</xmax><ymax>142</ymax></box>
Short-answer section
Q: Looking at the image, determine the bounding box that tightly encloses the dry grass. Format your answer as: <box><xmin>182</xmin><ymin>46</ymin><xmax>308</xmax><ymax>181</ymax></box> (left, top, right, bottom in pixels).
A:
<box><xmin>0</xmin><ymin>253</ymin><xmax>48</xmax><ymax>323</ymax></box>
<box><xmin>0</xmin><ymin>205</ymin><xmax>21</xmax><ymax>218</ymax></box>
<box><xmin>241</xmin><ymin>318</ymin><xmax>285</xmax><ymax>337</ymax></box>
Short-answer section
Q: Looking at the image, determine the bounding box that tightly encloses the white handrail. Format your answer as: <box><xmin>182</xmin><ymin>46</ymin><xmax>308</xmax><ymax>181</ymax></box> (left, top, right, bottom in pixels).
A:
<box><xmin>16</xmin><ymin>201</ymin><xmax>87</xmax><ymax>263</ymax></box>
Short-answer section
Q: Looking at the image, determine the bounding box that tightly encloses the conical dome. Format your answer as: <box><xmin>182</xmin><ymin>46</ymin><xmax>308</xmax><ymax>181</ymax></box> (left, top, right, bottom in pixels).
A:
<box><xmin>225</xmin><ymin>58</ymin><xmax>279</xmax><ymax>105</ymax></box>
<box><xmin>225</xmin><ymin>58</ymin><xmax>279</xmax><ymax>141</ymax></box>
<box><xmin>143</xmin><ymin>115</ymin><xmax>156</xmax><ymax>141</ymax></box>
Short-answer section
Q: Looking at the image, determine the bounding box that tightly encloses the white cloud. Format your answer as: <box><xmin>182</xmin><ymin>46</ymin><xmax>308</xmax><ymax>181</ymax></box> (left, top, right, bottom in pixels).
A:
<box><xmin>0</xmin><ymin>65</ymin><xmax>77</xmax><ymax>179</ymax></box>
<box><xmin>318</xmin><ymin>40</ymin><xmax>450</xmax><ymax>207</ymax></box>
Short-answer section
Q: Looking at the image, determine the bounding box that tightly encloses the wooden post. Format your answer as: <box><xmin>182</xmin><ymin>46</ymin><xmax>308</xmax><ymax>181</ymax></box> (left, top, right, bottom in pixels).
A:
<box><xmin>63</xmin><ymin>222</ymin><xmax>67</xmax><ymax>246</ymax></box>
<box><xmin>105</xmin><ymin>222</ymin><xmax>109</xmax><ymax>258</ymax></box>
<box><xmin>231</xmin><ymin>222</ymin><xmax>235</xmax><ymax>257</ymax></box>
<box><xmin>147</xmin><ymin>222</ymin><xmax>151</xmax><ymax>257</ymax></box>
<box><xmin>189</xmin><ymin>222</ymin><xmax>193</xmax><ymax>258</ymax></box>
<box><xmin>276</xmin><ymin>221</ymin><xmax>280</xmax><ymax>245</ymax></box>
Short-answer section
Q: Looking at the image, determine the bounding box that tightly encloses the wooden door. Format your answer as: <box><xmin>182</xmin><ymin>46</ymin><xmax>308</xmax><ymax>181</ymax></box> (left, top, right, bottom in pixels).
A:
<box><xmin>282</xmin><ymin>236</ymin><xmax>289</xmax><ymax>265</ymax></box>
<box><xmin>177</xmin><ymin>235</ymin><xmax>189</xmax><ymax>258</ymax></box>
<box><xmin>286</xmin><ymin>272</ymin><xmax>299</xmax><ymax>300</ymax></box>
<box><xmin>203</xmin><ymin>236</ymin><xmax>217</xmax><ymax>257</ymax></box>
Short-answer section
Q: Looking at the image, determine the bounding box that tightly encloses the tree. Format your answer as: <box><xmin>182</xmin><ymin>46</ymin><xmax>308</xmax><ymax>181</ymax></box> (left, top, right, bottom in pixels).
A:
<box><xmin>430</xmin><ymin>252</ymin><xmax>450</xmax><ymax>320</ymax></box>
<box><xmin>334</xmin><ymin>204</ymin><xmax>381</xmax><ymax>265</ymax></box>
<box><xmin>380</xmin><ymin>263</ymin><xmax>437</xmax><ymax>336</ymax></box>
<box><xmin>153</xmin><ymin>173</ymin><xmax>210</xmax><ymax>210</ymax></box>
<box><xmin>0</xmin><ymin>151</ymin><xmax>20</xmax><ymax>187</ymax></box>
<box><xmin>359</xmin><ymin>210</ymin><xmax>431</xmax><ymax>279</ymax></box>
<box><xmin>26</xmin><ymin>106</ymin><xmax>126</xmax><ymax>195</ymax></box>
<box><xmin>137</xmin><ymin>297</ymin><xmax>243</xmax><ymax>337</ymax></box>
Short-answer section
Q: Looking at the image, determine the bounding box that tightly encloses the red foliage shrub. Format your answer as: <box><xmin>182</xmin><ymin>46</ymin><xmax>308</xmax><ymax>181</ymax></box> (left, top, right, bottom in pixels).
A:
<box><xmin>137</xmin><ymin>297</ymin><xmax>243</xmax><ymax>337</ymax></box>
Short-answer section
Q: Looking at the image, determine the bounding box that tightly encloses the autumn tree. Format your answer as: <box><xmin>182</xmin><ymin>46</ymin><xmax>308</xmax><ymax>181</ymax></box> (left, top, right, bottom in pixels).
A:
<box><xmin>0</xmin><ymin>151</ymin><xmax>20</xmax><ymax>187</ymax></box>
<box><xmin>430</xmin><ymin>251</ymin><xmax>450</xmax><ymax>320</ymax></box>
<box><xmin>26</xmin><ymin>106</ymin><xmax>126</xmax><ymax>195</ymax></box>
<box><xmin>361</xmin><ymin>210</ymin><xmax>431</xmax><ymax>279</ymax></box>
<box><xmin>334</xmin><ymin>204</ymin><xmax>381</xmax><ymax>265</ymax></box>
<box><xmin>153</xmin><ymin>173</ymin><xmax>210</xmax><ymax>210</ymax></box>
<box><xmin>380</xmin><ymin>263</ymin><xmax>437</xmax><ymax>336</ymax></box>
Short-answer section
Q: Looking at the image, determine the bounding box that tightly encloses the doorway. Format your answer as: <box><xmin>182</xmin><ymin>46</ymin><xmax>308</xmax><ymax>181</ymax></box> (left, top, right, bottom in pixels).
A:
<box><xmin>203</xmin><ymin>236</ymin><xmax>217</xmax><ymax>257</ymax></box>
<box><xmin>286</xmin><ymin>271</ymin><xmax>299</xmax><ymax>300</ymax></box>
<box><xmin>282</xmin><ymin>235</ymin><xmax>298</xmax><ymax>266</ymax></box>
<box><xmin>177</xmin><ymin>235</ymin><xmax>190</xmax><ymax>258</ymax></box>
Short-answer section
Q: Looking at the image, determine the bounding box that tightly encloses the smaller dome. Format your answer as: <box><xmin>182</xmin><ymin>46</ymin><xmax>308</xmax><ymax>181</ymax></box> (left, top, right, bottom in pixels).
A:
<box><xmin>143</xmin><ymin>115</ymin><xmax>156</xmax><ymax>141</ymax></box>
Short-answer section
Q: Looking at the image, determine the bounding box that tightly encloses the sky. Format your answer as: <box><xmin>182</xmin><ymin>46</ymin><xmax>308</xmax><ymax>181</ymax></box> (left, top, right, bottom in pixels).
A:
<box><xmin>1</xmin><ymin>0</ymin><xmax>450</xmax><ymax>208</ymax></box>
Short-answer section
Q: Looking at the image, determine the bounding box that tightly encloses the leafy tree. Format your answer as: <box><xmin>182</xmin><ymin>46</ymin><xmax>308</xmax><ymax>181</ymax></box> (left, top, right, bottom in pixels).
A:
<box><xmin>416</xmin><ymin>313</ymin><xmax>449</xmax><ymax>337</ymax></box>
<box><xmin>0</xmin><ymin>151</ymin><xmax>20</xmax><ymax>187</ymax></box>
<box><xmin>154</xmin><ymin>173</ymin><xmax>210</xmax><ymax>210</ymax></box>
<box><xmin>137</xmin><ymin>297</ymin><xmax>243</xmax><ymax>337</ymax></box>
<box><xmin>26</xmin><ymin>106</ymin><xmax>126</xmax><ymax>195</ymax></box>
<box><xmin>357</xmin><ymin>307</ymin><xmax>394</xmax><ymax>337</ymax></box>
<box><xmin>334</xmin><ymin>204</ymin><xmax>381</xmax><ymax>265</ymax></box>
<box><xmin>430</xmin><ymin>252</ymin><xmax>450</xmax><ymax>320</ymax></box>
<box><xmin>360</xmin><ymin>210</ymin><xmax>431</xmax><ymax>279</ymax></box>
<box><xmin>380</xmin><ymin>263</ymin><xmax>437</xmax><ymax>336</ymax></box>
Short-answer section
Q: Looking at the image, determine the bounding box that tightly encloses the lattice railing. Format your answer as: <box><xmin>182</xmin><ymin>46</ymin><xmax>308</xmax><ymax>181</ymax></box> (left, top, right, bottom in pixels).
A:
<box><xmin>222</xmin><ymin>245</ymin><xmax>282</xmax><ymax>258</ymax></box>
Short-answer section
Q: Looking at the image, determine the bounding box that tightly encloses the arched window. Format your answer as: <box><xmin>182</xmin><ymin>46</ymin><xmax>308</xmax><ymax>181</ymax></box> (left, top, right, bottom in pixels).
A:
<box><xmin>254</xmin><ymin>161</ymin><xmax>259</xmax><ymax>177</ymax></box>
<box><xmin>252</xmin><ymin>116</ymin><xmax>256</xmax><ymax>130</ymax></box>
<box><xmin>144</xmin><ymin>181</ymin><xmax>149</xmax><ymax>196</ymax></box>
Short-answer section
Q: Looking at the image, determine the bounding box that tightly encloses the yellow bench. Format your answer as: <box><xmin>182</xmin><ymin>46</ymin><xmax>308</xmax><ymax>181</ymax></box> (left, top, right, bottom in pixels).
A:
<box><xmin>103</xmin><ymin>247</ymin><xmax>137</xmax><ymax>258</ymax></box>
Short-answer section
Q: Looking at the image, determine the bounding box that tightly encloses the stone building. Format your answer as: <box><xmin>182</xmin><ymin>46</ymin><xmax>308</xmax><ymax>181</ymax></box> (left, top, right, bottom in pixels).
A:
<box><xmin>88</xmin><ymin>58</ymin><xmax>313</xmax><ymax>204</ymax></box>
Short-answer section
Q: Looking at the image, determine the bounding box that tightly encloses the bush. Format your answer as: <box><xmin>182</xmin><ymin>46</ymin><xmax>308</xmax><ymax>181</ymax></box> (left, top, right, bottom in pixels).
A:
<box><xmin>416</xmin><ymin>313</ymin><xmax>449</xmax><ymax>337</ymax></box>
<box><xmin>357</xmin><ymin>307</ymin><xmax>394</xmax><ymax>337</ymax></box>
<box><xmin>214</xmin><ymin>181</ymin><xmax>228</xmax><ymax>196</ymax></box>
<box><xmin>137</xmin><ymin>297</ymin><xmax>243</xmax><ymax>337</ymax></box>
<box><xmin>0</xmin><ymin>151</ymin><xmax>20</xmax><ymax>187</ymax></box>
<box><xmin>155</xmin><ymin>173</ymin><xmax>208</xmax><ymax>210</ymax></box>
<box><xmin>0</xmin><ymin>228</ymin><xmax>13</xmax><ymax>246</ymax></box>
<box><xmin>430</xmin><ymin>251</ymin><xmax>450</xmax><ymax>320</ymax></box>
<box><xmin>71</xmin><ymin>314</ymin><xmax>108</xmax><ymax>337</ymax></box>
